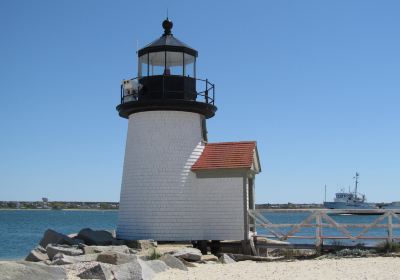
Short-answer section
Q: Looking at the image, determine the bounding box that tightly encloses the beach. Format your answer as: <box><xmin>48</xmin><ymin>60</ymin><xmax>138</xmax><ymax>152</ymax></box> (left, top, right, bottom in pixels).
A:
<box><xmin>154</xmin><ymin>257</ymin><xmax>400</xmax><ymax>280</ymax></box>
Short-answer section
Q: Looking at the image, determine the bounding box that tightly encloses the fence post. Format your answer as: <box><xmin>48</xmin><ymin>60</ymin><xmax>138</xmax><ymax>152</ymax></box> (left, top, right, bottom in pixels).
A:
<box><xmin>315</xmin><ymin>212</ymin><xmax>322</xmax><ymax>253</ymax></box>
<box><xmin>388</xmin><ymin>212</ymin><xmax>393</xmax><ymax>243</ymax></box>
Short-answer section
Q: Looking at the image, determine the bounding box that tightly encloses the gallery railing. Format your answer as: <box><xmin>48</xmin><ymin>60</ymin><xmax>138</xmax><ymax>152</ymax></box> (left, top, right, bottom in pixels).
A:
<box><xmin>120</xmin><ymin>76</ymin><xmax>215</xmax><ymax>106</ymax></box>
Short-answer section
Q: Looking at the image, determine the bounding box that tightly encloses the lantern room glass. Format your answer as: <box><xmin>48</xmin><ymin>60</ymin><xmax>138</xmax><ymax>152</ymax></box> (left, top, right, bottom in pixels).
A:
<box><xmin>138</xmin><ymin>51</ymin><xmax>196</xmax><ymax>78</ymax></box>
<box><xmin>166</xmin><ymin>51</ymin><xmax>183</xmax><ymax>75</ymax></box>
<box><xmin>138</xmin><ymin>54</ymin><xmax>148</xmax><ymax>77</ymax></box>
<box><xmin>184</xmin><ymin>53</ymin><xmax>195</xmax><ymax>78</ymax></box>
<box><xmin>148</xmin><ymin>52</ymin><xmax>165</xmax><ymax>76</ymax></box>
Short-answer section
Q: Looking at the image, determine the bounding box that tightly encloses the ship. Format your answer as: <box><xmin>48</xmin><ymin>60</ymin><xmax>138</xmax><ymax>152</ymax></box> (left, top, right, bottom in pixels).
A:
<box><xmin>323</xmin><ymin>173</ymin><xmax>377</xmax><ymax>209</ymax></box>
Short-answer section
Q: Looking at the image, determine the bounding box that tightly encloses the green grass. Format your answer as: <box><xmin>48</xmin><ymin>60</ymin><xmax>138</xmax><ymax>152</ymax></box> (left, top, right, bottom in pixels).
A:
<box><xmin>148</xmin><ymin>248</ymin><xmax>163</xmax><ymax>260</ymax></box>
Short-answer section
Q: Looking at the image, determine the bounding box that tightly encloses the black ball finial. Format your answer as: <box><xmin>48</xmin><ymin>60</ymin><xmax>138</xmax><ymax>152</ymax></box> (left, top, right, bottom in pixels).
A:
<box><xmin>162</xmin><ymin>19</ymin><xmax>173</xmax><ymax>35</ymax></box>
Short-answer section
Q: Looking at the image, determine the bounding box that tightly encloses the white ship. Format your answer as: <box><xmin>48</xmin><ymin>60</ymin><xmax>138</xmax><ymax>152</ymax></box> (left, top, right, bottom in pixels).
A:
<box><xmin>323</xmin><ymin>173</ymin><xmax>377</xmax><ymax>209</ymax></box>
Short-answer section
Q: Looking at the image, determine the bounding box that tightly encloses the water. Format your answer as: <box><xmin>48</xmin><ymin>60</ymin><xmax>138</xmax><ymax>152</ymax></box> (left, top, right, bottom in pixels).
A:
<box><xmin>0</xmin><ymin>210</ymin><xmax>117</xmax><ymax>260</ymax></box>
<box><xmin>1</xmin><ymin>210</ymin><xmax>398</xmax><ymax>260</ymax></box>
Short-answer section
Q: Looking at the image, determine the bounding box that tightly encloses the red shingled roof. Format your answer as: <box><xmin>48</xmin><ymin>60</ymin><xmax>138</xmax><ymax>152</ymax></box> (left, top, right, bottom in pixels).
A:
<box><xmin>191</xmin><ymin>141</ymin><xmax>257</xmax><ymax>171</ymax></box>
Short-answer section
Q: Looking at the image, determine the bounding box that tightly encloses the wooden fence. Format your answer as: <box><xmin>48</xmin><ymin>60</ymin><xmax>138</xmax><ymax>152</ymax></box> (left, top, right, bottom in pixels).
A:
<box><xmin>248</xmin><ymin>209</ymin><xmax>400</xmax><ymax>249</ymax></box>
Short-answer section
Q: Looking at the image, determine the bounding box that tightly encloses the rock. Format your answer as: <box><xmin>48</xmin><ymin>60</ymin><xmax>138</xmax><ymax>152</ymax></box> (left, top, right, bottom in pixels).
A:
<box><xmin>0</xmin><ymin>261</ymin><xmax>66</xmax><ymax>280</ymax></box>
<box><xmin>46</xmin><ymin>244</ymin><xmax>83</xmax><ymax>260</ymax></box>
<box><xmin>83</xmin><ymin>245</ymin><xmax>132</xmax><ymax>255</ymax></box>
<box><xmin>108</xmin><ymin>229</ymin><xmax>117</xmax><ymax>238</ymax></box>
<box><xmin>145</xmin><ymin>260</ymin><xmax>168</xmax><ymax>273</ymax></box>
<box><xmin>67</xmin><ymin>233</ymin><xmax>85</xmax><ymax>245</ymax></box>
<box><xmin>178</xmin><ymin>258</ymin><xmax>198</xmax><ymax>267</ymax></box>
<box><xmin>73</xmin><ymin>238</ymin><xmax>86</xmax><ymax>245</ymax></box>
<box><xmin>129</xmin><ymin>248</ymin><xmax>139</xmax><ymax>254</ymax></box>
<box><xmin>219</xmin><ymin>254</ymin><xmax>236</xmax><ymax>264</ymax></box>
<box><xmin>36</xmin><ymin>245</ymin><xmax>47</xmax><ymax>254</ymax></box>
<box><xmin>123</xmin><ymin>240</ymin><xmax>157</xmax><ymax>250</ymax></box>
<box><xmin>112</xmin><ymin>239</ymin><xmax>127</xmax><ymax>246</ymax></box>
<box><xmin>137</xmin><ymin>259</ymin><xmax>157</xmax><ymax>279</ymax></box>
<box><xmin>78</xmin><ymin>228</ymin><xmax>115</xmax><ymax>246</ymax></box>
<box><xmin>201</xmin><ymin>254</ymin><xmax>219</xmax><ymax>262</ymax></box>
<box><xmin>160</xmin><ymin>254</ymin><xmax>188</xmax><ymax>271</ymax></box>
<box><xmin>97</xmin><ymin>252</ymin><xmax>137</xmax><ymax>265</ymax></box>
<box><xmin>39</xmin><ymin>229</ymin><xmax>78</xmax><ymax>248</ymax></box>
<box><xmin>77</xmin><ymin>263</ymin><xmax>113</xmax><ymax>279</ymax></box>
<box><xmin>25</xmin><ymin>246</ymin><xmax>49</xmax><ymax>262</ymax></box>
<box><xmin>172</xmin><ymin>248</ymin><xmax>202</xmax><ymax>262</ymax></box>
<box><xmin>111</xmin><ymin>261</ymin><xmax>150</xmax><ymax>280</ymax></box>
<box><xmin>51</xmin><ymin>253</ymin><xmax>99</xmax><ymax>265</ymax></box>
<box><xmin>76</xmin><ymin>259</ymin><xmax>155</xmax><ymax>280</ymax></box>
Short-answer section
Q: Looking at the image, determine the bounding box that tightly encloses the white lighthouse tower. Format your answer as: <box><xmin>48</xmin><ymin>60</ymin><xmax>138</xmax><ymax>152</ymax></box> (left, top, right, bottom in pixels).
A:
<box><xmin>116</xmin><ymin>19</ymin><xmax>260</xmax><ymax>244</ymax></box>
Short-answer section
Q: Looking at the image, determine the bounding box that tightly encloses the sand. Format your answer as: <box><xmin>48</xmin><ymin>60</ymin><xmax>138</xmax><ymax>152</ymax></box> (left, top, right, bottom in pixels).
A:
<box><xmin>154</xmin><ymin>257</ymin><xmax>400</xmax><ymax>280</ymax></box>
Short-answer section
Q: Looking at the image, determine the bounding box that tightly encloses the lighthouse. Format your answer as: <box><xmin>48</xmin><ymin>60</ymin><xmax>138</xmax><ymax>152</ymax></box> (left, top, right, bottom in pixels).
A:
<box><xmin>116</xmin><ymin>19</ymin><xmax>261</xmax><ymax>243</ymax></box>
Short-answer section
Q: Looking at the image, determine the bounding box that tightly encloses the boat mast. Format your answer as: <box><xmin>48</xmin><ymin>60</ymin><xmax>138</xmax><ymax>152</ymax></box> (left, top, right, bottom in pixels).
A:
<box><xmin>354</xmin><ymin>172</ymin><xmax>359</xmax><ymax>197</ymax></box>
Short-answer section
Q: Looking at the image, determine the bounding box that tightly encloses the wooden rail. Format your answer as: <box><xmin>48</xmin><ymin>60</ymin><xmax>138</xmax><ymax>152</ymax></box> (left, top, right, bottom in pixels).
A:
<box><xmin>248</xmin><ymin>209</ymin><xmax>400</xmax><ymax>249</ymax></box>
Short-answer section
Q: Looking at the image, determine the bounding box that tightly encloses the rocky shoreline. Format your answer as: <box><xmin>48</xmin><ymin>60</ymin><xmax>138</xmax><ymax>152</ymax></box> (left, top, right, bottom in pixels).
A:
<box><xmin>0</xmin><ymin>228</ymin><xmax>238</xmax><ymax>280</ymax></box>
<box><xmin>2</xmin><ymin>228</ymin><xmax>400</xmax><ymax>280</ymax></box>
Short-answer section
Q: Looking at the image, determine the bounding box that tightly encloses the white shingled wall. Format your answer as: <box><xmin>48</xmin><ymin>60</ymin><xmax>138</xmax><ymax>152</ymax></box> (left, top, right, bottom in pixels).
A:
<box><xmin>117</xmin><ymin>111</ymin><xmax>244</xmax><ymax>241</ymax></box>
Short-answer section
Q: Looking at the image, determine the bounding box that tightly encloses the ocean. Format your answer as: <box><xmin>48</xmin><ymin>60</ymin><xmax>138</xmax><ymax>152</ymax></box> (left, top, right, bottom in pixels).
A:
<box><xmin>0</xmin><ymin>210</ymin><xmax>398</xmax><ymax>260</ymax></box>
<box><xmin>0</xmin><ymin>210</ymin><xmax>117</xmax><ymax>260</ymax></box>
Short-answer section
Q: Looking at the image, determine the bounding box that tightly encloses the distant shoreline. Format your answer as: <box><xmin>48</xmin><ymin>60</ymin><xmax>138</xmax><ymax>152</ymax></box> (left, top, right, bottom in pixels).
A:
<box><xmin>0</xmin><ymin>208</ymin><xmax>118</xmax><ymax>211</ymax></box>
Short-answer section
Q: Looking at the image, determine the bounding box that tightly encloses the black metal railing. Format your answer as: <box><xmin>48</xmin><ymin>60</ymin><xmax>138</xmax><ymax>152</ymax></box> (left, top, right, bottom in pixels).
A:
<box><xmin>120</xmin><ymin>76</ymin><xmax>215</xmax><ymax>106</ymax></box>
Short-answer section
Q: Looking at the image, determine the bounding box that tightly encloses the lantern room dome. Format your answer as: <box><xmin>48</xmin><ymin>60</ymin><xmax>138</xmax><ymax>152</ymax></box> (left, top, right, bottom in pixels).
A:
<box><xmin>138</xmin><ymin>19</ymin><xmax>198</xmax><ymax>57</ymax></box>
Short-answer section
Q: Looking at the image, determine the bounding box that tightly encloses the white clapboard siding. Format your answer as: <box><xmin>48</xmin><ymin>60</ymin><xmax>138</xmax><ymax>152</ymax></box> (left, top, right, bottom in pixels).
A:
<box><xmin>117</xmin><ymin>111</ymin><xmax>244</xmax><ymax>241</ymax></box>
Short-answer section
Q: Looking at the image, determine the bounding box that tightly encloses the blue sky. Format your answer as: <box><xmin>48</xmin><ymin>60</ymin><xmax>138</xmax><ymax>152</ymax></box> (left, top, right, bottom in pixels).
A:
<box><xmin>0</xmin><ymin>0</ymin><xmax>399</xmax><ymax>203</ymax></box>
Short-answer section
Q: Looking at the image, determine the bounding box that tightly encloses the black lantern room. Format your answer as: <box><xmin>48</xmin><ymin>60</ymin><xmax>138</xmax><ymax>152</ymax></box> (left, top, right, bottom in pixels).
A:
<box><xmin>117</xmin><ymin>19</ymin><xmax>217</xmax><ymax>119</ymax></box>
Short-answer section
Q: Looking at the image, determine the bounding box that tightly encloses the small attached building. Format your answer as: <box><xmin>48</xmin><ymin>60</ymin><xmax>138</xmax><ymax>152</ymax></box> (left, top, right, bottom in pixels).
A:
<box><xmin>191</xmin><ymin>141</ymin><xmax>261</xmax><ymax>241</ymax></box>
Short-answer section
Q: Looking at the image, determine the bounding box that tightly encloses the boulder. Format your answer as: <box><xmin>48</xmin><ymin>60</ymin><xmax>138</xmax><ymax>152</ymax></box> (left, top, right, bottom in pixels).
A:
<box><xmin>36</xmin><ymin>245</ymin><xmax>47</xmax><ymax>254</ymax></box>
<box><xmin>97</xmin><ymin>252</ymin><xmax>137</xmax><ymax>265</ymax></box>
<box><xmin>76</xmin><ymin>259</ymin><xmax>155</xmax><ymax>280</ymax></box>
<box><xmin>77</xmin><ymin>263</ymin><xmax>113</xmax><ymax>279</ymax></box>
<box><xmin>46</xmin><ymin>244</ymin><xmax>83</xmax><ymax>260</ymax></box>
<box><xmin>66</xmin><ymin>233</ymin><xmax>86</xmax><ymax>245</ymax></box>
<box><xmin>0</xmin><ymin>261</ymin><xmax>66</xmax><ymax>280</ymax></box>
<box><xmin>111</xmin><ymin>261</ymin><xmax>151</xmax><ymax>280</ymax></box>
<box><xmin>108</xmin><ymin>229</ymin><xmax>117</xmax><ymax>238</ymax></box>
<box><xmin>123</xmin><ymin>240</ymin><xmax>157</xmax><ymax>250</ymax></box>
<box><xmin>73</xmin><ymin>238</ymin><xmax>86</xmax><ymax>245</ymax></box>
<box><xmin>25</xmin><ymin>246</ymin><xmax>49</xmax><ymax>262</ymax></box>
<box><xmin>39</xmin><ymin>229</ymin><xmax>77</xmax><ymax>248</ymax></box>
<box><xmin>83</xmin><ymin>245</ymin><xmax>132</xmax><ymax>255</ymax></box>
<box><xmin>160</xmin><ymin>254</ymin><xmax>188</xmax><ymax>271</ymax></box>
<box><xmin>172</xmin><ymin>248</ymin><xmax>202</xmax><ymax>262</ymax></box>
<box><xmin>145</xmin><ymin>260</ymin><xmax>168</xmax><ymax>273</ymax></box>
<box><xmin>77</xmin><ymin>228</ymin><xmax>115</xmax><ymax>246</ymax></box>
<box><xmin>201</xmin><ymin>254</ymin><xmax>219</xmax><ymax>262</ymax></box>
<box><xmin>219</xmin><ymin>254</ymin><xmax>236</xmax><ymax>264</ymax></box>
<box><xmin>137</xmin><ymin>259</ymin><xmax>157</xmax><ymax>279</ymax></box>
<box><xmin>177</xmin><ymin>258</ymin><xmax>198</xmax><ymax>268</ymax></box>
<box><xmin>51</xmin><ymin>253</ymin><xmax>99</xmax><ymax>265</ymax></box>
